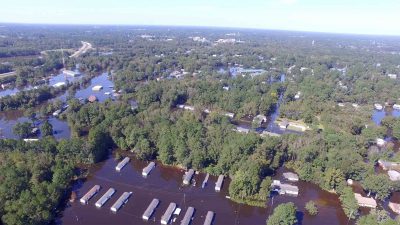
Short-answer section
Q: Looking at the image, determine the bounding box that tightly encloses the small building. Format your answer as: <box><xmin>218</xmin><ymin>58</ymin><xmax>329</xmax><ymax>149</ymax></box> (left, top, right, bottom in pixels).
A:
<box><xmin>388</xmin><ymin>74</ymin><xmax>397</xmax><ymax>79</ymax></box>
<box><xmin>223</xmin><ymin>86</ymin><xmax>230</xmax><ymax>91</ymax></box>
<box><xmin>374</xmin><ymin>103</ymin><xmax>383</xmax><ymax>110</ymax></box>
<box><xmin>279</xmin><ymin>120</ymin><xmax>289</xmax><ymax>129</ymax></box>
<box><xmin>88</xmin><ymin>95</ymin><xmax>97</xmax><ymax>103</ymax></box>
<box><xmin>31</xmin><ymin>127</ymin><xmax>39</xmax><ymax>134</ymax></box>
<box><xmin>142</xmin><ymin>198</ymin><xmax>160</xmax><ymax>221</ymax></box>
<box><xmin>352</xmin><ymin>103</ymin><xmax>359</xmax><ymax>108</ymax></box>
<box><xmin>183</xmin><ymin>169</ymin><xmax>195</xmax><ymax>185</ymax></box>
<box><xmin>388</xmin><ymin>170</ymin><xmax>400</xmax><ymax>181</ymax></box>
<box><xmin>53</xmin><ymin>82</ymin><xmax>66</xmax><ymax>88</ymax></box>
<box><xmin>283</xmin><ymin>172</ymin><xmax>299</xmax><ymax>182</ymax></box>
<box><xmin>271</xmin><ymin>180</ymin><xmax>299</xmax><ymax>196</ymax></box>
<box><xmin>354</xmin><ymin>193</ymin><xmax>377</xmax><ymax>208</ymax></box>
<box><xmin>180</xmin><ymin>207</ymin><xmax>195</xmax><ymax>225</ymax></box>
<box><xmin>142</xmin><ymin>162</ymin><xmax>156</xmax><ymax>177</ymax></box>
<box><xmin>215</xmin><ymin>175</ymin><xmax>224</xmax><ymax>192</ymax></box>
<box><xmin>224</xmin><ymin>112</ymin><xmax>235</xmax><ymax>118</ymax></box>
<box><xmin>394</xmin><ymin>104</ymin><xmax>400</xmax><ymax>110</ymax></box>
<box><xmin>53</xmin><ymin>109</ymin><xmax>62</xmax><ymax>117</ymax></box>
<box><xmin>294</xmin><ymin>92</ymin><xmax>301</xmax><ymax>100</ymax></box>
<box><xmin>92</xmin><ymin>85</ymin><xmax>103</xmax><ymax>91</ymax></box>
<box><xmin>95</xmin><ymin>188</ymin><xmax>116</xmax><ymax>208</ymax></box>
<box><xmin>80</xmin><ymin>185</ymin><xmax>101</xmax><ymax>204</ymax></box>
<box><xmin>202</xmin><ymin>173</ymin><xmax>210</xmax><ymax>188</ymax></box>
<box><xmin>115</xmin><ymin>157</ymin><xmax>130</xmax><ymax>172</ymax></box>
<box><xmin>389</xmin><ymin>202</ymin><xmax>400</xmax><ymax>214</ymax></box>
<box><xmin>203</xmin><ymin>211</ymin><xmax>215</xmax><ymax>225</ymax></box>
<box><xmin>161</xmin><ymin>202</ymin><xmax>177</xmax><ymax>225</ymax></box>
<box><xmin>235</xmin><ymin>126</ymin><xmax>250</xmax><ymax>134</ymax></box>
<box><xmin>63</xmin><ymin>70</ymin><xmax>80</xmax><ymax>77</ymax></box>
<box><xmin>110</xmin><ymin>192</ymin><xmax>132</xmax><ymax>212</ymax></box>
<box><xmin>337</xmin><ymin>103</ymin><xmax>345</xmax><ymax>107</ymax></box>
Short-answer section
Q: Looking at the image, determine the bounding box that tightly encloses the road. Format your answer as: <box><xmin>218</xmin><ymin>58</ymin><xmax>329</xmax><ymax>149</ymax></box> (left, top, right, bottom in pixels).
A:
<box><xmin>69</xmin><ymin>41</ymin><xmax>93</xmax><ymax>58</ymax></box>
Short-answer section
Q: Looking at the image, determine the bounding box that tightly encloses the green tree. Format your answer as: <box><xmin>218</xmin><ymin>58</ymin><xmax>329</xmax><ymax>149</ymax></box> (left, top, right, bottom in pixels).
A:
<box><xmin>362</xmin><ymin>174</ymin><xmax>392</xmax><ymax>201</ymax></box>
<box><xmin>305</xmin><ymin>200</ymin><xmax>318</xmax><ymax>216</ymax></box>
<box><xmin>41</xmin><ymin>120</ymin><xmax>53</xmax><ymax>136</ymax></box>
<box><xmin>13</xmin><ymin>122</ymin><xmax>33</xmax><ymax>138</ymax></box>
<box><xmin>267</xmin><ymin>202</ymin><xmax>298</xmax><ymax>225</ymax></box>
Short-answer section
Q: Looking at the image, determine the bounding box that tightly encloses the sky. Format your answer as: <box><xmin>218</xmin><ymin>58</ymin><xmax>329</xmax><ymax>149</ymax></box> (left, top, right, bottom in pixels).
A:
<box><xmin>0</xmin><ymin>0</ymin><xmax>399</xmax><ymax>36</ymax></box>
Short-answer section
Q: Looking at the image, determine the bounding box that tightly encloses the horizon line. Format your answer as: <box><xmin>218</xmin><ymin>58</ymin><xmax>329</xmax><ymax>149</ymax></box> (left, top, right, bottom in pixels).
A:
<box><xmin>1</xmin><ymin>22</ymin><xmax>400</xmax><ymax>38</ymax></box>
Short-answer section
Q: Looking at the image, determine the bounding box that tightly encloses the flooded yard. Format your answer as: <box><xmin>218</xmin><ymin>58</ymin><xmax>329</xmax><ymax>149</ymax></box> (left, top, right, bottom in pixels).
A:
<box><xmin>59</xmin><ymin>153</ymin><xmax>351</xmax><ymax>225</ymax></box>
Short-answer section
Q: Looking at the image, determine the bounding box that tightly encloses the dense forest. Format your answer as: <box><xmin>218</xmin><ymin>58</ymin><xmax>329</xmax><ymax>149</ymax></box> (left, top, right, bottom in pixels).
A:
<box><xmin>1</xmin><ymin>24</ymin><xmax>400</xmax><ymax>225</ymax></box>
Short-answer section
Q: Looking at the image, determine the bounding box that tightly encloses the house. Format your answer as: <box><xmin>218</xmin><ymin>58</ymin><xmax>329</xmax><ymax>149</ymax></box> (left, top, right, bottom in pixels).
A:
<box><xmin>389</xmin><ymin>202</ymin><xmax>400</xmax><ymax>214</ymax></box>
<box><xmin>53</xmin><ymin>82</ymin><xmax>66</xmax><ymax>88</ymax></box>
<box><xmin>142</xmin><ymin>162</ymin><xmax>156</xmax><ymax>177</ymax></box>
<box><xmin>53</xmin><ymin>109</ymin><xmax>62</xmax><ymax>117</ymax></box>
<box><xmin>88</xmin><ymin>95</ymin><xmax>97</xmax><ymax>103</ymax></box>
<box><xmin>183</xmin><ymin>169</ymin><xmax>195</xmax><ymax>185</ymax></box>
<box><xmin>271</xmin><ymin>180</ymin><xmax>299</xmax><ymax>196</ymax></box>
<box><xmin>224</xmin><ymin>112</ymin><xmax>235</xmax><ymax>118</ymax></box>
<box><xmin>115</xmin><ymin>157</ymin><xmax>130</xmax><ymax>172</ymax></box>
<box><xmin>203</xmin><ymin>211</ymin><xmax>215</xmax><ymax>225</ymax></box>
<box><xmin>378</xmin><ymin>159</ymin><xmax>400</xmax><ymax>170</ymax></box>
<box><xmin>279</xmin><ymin>120</ymin><xmax>289</xmax><ymax>129</ymax></box>
<box><xmin>80</xmin><ymin>185</ymin><xmax>101</xmax><ymax>204</ymax></box>
<box><xmin>110</xmin><ymin>192</ymin><xmax>132</xmax><ymax>212</ymax></box>
<box><xmin>92</xmin><ymin>85</ymin><xmax>103</xmax><ymax>91</ymax></box>
<box><xmin>235</xmin><ymin>126</ymin><xmax>250</xmax><ymax>134</ymax></box>
<box><xmin>338</xmin><ymin>103</ymin><xmax>345</xmax><ymax>107</ymax></box>
<box><xmin>352</xmin><ymin>103</ymin><xmax>359</xmax><ymax>108</ymax></box>
<box><xmin>388</xmin><ymin>170</ymin><xmax>400</xmax><ymax>181</ymax></box>
<box><xmin>180</xmin><ymin>207</ymin><xmax>195</xmax><ymax>225</ymax></box>
<box><xmin>354</xmin><ymin>193</ymin><xmax>377</xmax><ymax>208</ymax></box>
<box><xmin>215</xmin><ymin>175</ymin><xmax>224</xmax><ymax>192</ymax></box>
<box><xmin>294</xmin><ymin>92</ymin><xmax>301</xmax><ymax>100</ymax></box>
<box><xmin>374</xmin><ymin>103</ymin><xmax>383</xmax><ymax>110</ymax></box>
<box><xmin>142</xmin><ymin>198</ymin><xmax>160</xmax><ymax>220</ymax></box>
<box><xmin>161</xmin><ymin>202</ymin><xmax>176</xmax><ymax>225</ymax></box>
<box><xmin>376</xmin><ymin>138</ymin><xmax>386</xmax><ymax>147</ymax></box>
<box><xmin>95</xmin><ymin>188</ymin><xmax>116</xmax><ymax>208</ymax></box>
<box><xmin>63</xmin><ymin>69</ymin><xmax>80</xmax><ymax>77</ymax></box>
<box><xmin>394</xmin><ymin>104</ymin><xmax>400</xmax><ymax>110</ymax></box>
<box><xmin>283</xmin><ymin>172</ymin><xmax>299</xmax><ymax>182</ymax></box>
<box><xmin>388</xmin><ymin>74</ymin><xmax>397</xmax><ymax>79</ymax></box>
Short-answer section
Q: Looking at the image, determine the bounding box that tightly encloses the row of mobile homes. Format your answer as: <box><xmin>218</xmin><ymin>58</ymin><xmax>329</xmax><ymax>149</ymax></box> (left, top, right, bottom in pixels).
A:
<box><xmin>142</xmin><ymin>198</ymin><xmax>160</xmax><ymax>221</ymax></box>
<box><xmin>215</xmin><ymin>175</ymin><xmax>224</xmax><ymax>192</ymax></box>
<box><xmin>95</xmin><ymin>188</ymin><xmax>116</xmax><ymax>208</ymax></box>
<box><xmin>183</xmin><ymin>169</ymin><xmax>195</xmax><ymax>185</ymax></box>
<box><xmin>80</xmin><ymin>185</ymin><xmax>101</xmax><ymax>204</ymax></box>
<box><xmin>203</xmin><ymin>211</ymin><xmax>215</xmax><ymax>225</ymax></box>
<box><xmin>180</xmin><ymin>207</ymin><xmax>195</xmax><ymax>225</ymax></box>
<box><xmin>283</xmin><ymin>172</ymin><xmax>299</xmax><ymax>182</ymax></box>
<box><xmin>354</xmin><ymin>193</ymin><xmax>377</xmax><ymax>208</ymax></box>
<box><xmin>115</xmin><ymin>157</ymin><xmax>130</xmax><ymax>172</ymax></box>
<box><xmin>142</xmin><ymin>162</ymin><xmax>156</xmax><ymax>177</ymax></box>
<box><xmin>110</xmin><ymin>192</ymin><xmax>132</xmax><ymax>212</ymax></box>
<box><xmin>161</xmin><ymin>202</ymin><xmax>177</xmax><ymax>224</ymax></box>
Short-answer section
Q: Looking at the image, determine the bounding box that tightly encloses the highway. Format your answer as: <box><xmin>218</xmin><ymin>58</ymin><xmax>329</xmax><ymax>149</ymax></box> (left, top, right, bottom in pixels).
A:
<box><xmin>69</xmin><ymin>41</ymin><xmax>92</xmax><ymax>58</ymax></box>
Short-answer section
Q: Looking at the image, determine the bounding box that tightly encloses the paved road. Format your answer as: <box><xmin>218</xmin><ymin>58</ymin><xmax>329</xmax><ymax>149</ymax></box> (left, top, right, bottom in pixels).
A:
<box><xmin>70</xmin><ymin>41</ymin><xmax>92</xmax><ymax>58</ymax></box>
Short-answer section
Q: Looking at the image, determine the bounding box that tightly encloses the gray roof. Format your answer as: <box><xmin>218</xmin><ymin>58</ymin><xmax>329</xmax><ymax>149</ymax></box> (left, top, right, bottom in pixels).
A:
<box><xmin>180</xmin><ymin>207</ymin><xmax>195</xmax><ymax>225</ymax></box>
<box><xmin>110</xmin><ymin>192</ymin><xmax>132</xmax><ymax>212</ymax></box>
<box><xmin>183</xmin><ymin>169</ymin><xmax>195</xmax><ymax>184</ymax></box>
<box><xmin>161</xmin><ymin>202</ymin><xmax>177</xmax><ymax>224</ymax></box>
<box><xmin>203</xmin><ymin>211</ymin><xmax>215</xmax><ymax>225</ymax></box>
<box><xmin>95</xmin><ymin>188</ymin><xmax>115</xmax><ymax>208</ymax></box>
<box><xmin>142</xmin><ymin>198</ymin><xmax>159</xmax><ymax>220</ymax></box>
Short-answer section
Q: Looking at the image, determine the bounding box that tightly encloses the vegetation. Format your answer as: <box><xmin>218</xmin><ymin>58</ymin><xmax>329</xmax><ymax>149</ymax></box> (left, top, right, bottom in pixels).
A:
<box><xmin>266</xmin><ymin>202</ymin><xmax>297</xmax><ymax>225</ymax></box>
<box><xmin>305</xmin><ymin>200</ymin><xmax>318</xmax><ymax>216</ymax></box>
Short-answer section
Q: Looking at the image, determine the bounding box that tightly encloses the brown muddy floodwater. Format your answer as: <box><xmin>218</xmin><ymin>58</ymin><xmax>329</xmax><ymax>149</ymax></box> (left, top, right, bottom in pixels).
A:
<box><xmin>59</xmin><ymin>153</ymin><xmax>351</xmax><ymax>225</ymax></box>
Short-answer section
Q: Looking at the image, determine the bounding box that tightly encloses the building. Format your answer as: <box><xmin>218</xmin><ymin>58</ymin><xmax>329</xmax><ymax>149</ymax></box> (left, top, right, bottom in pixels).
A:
<box><xmin>161</xmin><ymin>202</ymin><xmax>177</xmax><ymax>225</ymax></box>
<box><xmin>215</xmin><ymin>175</ymin><xmax>224</xmax><ymax>192</ymax></box>
<box><xmin>115</xmin><ymin>157</ymin><xmax>130</xmax><ymax>172</ymax></box>
<box><xmin>53</xmin><ymin>109</ymin><xmax>62</xmax><ymax>117</ymax></box>
<box><xmin>378</xmin><ymin>159</ymin><xmax>400</xmax><ymax>170</ymax></box>
<box><xmin>294</xmin><ymin>92</ymin><xmax>301</xmax><ymax>100</ymax></box>
<box><xmin>63</xmin><ymin>69</ymin><xmax>80</xmax><ymax>77</ymax></box>
<box><xmin>253</xmin><ymin>115</ymin><xmax>267</xmax><ymax>126</ymax></box>
<box><xmin>376</xmin><ymin>138</ymin><xmax>386</xmax><ymax>147</ymax></box>
<box><xmin>95</xmin><ymin>188</ymin><xmax>116</xmax><ymax>208</ymax></box>
<box><xmin>374</xmin><ymin>103</ymin><xmax>383</xmax><ymax>110</ymax></box>
<box><xmin>235</xmin><ymin>126</ymin><xmax>250</xmax><ymax>134</ymax></box>
<box><xmin>223</xmin><ymin>86</ymin><xmax>230</xmax><ymax>91</ymax></box>
<box><xmin>183</xmin><ymin>169</ymin><xmax>195</xmax><ymax>185</ymax></box>
<box><xmin>203</xmin><ymin>211</ymin><xmax>215</xmax><ymax>225</ymax></box>
<box><xmin>271</xmin><ymin>180</ymin><xmax>299</xmax><ymax>196</ymax></box>
<box><xmin>389</xmin><ymin>202</ymin><xmax>400</xmax><ymax>214</ymax></box>
<box><xmin>388</xmin><ymin>74</ymin><xmax>397</xmax><ymax>79</ymax></box>
<box><xmin>92</xmin><ymin>85</ymin><xmax>103</xmax><ymax>91</ymax></box>
<box><xmin>142</xmin><ymin>198</ymin><xmax>160</xmax><ymax>220</ymax></box>
<box><xmin>88</xmin><ymin>95</ymin><xmax>97</xmax><ymax>103</ymax></box>
<box><xmin>388</xmin><ymin>170</ymin><xmax>400</xmax><ymax>181</ymax></box>
<box><xmin>283</xmin><ymin>172</ymin><xmax>299</xmax><ymax>182</ymax></box>
<box><xmin>224</xmin><ymin>112</ymin><xmax>235</xmax><ymax>118</ymax></box>
<box><xmin>180</xmin><ymin>207</ymin><xmax>195</xmax><ymax>225</ymax></box>
<box><xmin>53</xmin><ymin>82</ymin><xmax>66</xmax><ymax>88</ymax></box>
<box><xmin>202</xmin><ymin>173</ymin><xmax>210</xmax><ymax>188</ymax></box>
<box><xmin>80</xmin><ymin>185</ymin><xmax>101</xmax><ymax>204</ymax></box>
<box><xmin>394</xmin><ymin>104</ymin><xmax>400</xmax><ymax>110</ymax></box>
<box><xmin>354</xmin><ymin>193</ymin><xmax>377</xmax><ymax>208</ymax></box>
<box><xmin>142</xmin><ymin>162</ymin><xmax>156</xmax><ymax>177</ymax></box>
<box><xmin>177</xmin><ymin>104</ymin><xmax>195</xmax><ymax>111</ymax></box>
<box><xmin>110</xmin><ymin>192</ymin><xmax>132</xmax><ymax>212</ymax></box>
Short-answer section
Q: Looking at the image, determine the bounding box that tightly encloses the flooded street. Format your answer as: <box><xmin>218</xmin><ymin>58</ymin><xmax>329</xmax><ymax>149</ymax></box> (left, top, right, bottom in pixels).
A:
<box><xmin>59</xmin><ymin>153</ymin><xmax>350</xmax><ymax>225</ymax></box>
<box><xmin>372</xmin><ymin>107</ymin><xmax>400</xmax><ymax>126</ymax></box>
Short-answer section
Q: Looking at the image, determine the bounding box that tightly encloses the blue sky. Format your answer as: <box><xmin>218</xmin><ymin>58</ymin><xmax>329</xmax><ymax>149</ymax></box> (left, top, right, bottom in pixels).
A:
<box><xmin>0</xmin><ymin>0</ymin><xmax>399</xmax><ymax>35</ymax></box>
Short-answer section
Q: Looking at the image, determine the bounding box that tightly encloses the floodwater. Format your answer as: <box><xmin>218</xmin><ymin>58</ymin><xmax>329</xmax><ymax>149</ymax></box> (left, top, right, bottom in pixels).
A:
<box><xmin>372</xmin><ymin>107</ymin><xmax>400</xmax><ymax>125</ymax></box>
<box><xmin>0</xmin><ymin>72</ymin><xmax>115</xmax><ymax>140</ymax></box>
<box><xmin>59</xmin><ymin>153</ymin><xmax>350</xmax><ymax>225</ymax></box>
